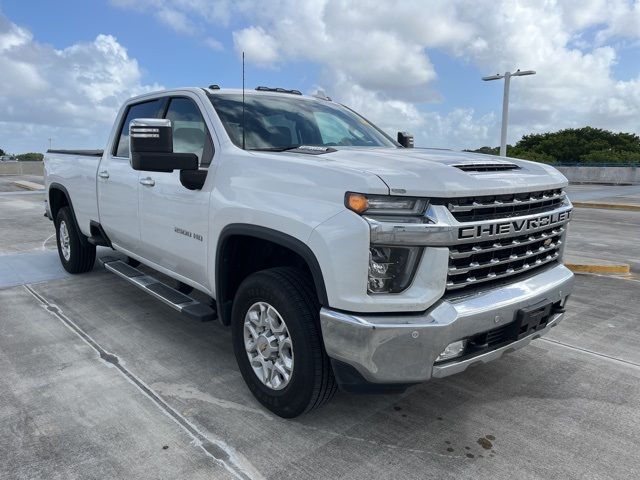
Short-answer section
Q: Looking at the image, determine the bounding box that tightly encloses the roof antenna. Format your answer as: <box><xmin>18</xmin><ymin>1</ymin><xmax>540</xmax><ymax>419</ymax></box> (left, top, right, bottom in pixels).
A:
<box><xmin>242</xmin><ymin>51</ymin><xmax>246</xmax><ymax>150</ymax></box>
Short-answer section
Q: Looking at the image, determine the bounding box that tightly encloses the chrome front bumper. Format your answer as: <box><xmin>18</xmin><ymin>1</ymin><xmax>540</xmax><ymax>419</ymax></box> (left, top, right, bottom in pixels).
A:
<box><xmin>320</xmin><ymin>263</ymin><xmax>574</xmax><ymax>384</ymax></box>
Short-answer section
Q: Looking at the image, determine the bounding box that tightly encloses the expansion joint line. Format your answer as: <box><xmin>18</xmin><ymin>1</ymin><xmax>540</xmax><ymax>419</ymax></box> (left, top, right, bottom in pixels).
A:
<box><xmin>540</xmin><ymin>337</ymin><xmax>640</xmax><ymax>369</ymax></box>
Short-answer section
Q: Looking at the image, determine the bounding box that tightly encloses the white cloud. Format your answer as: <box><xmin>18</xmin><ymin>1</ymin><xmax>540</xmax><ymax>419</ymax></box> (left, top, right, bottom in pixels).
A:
<box><xmin>156</xmin><ymin>7</ymin><xmax>195</xmax><ymax>35</ymax></box>
<box><xmin>110</xmin><ymin>0</ymin><xmax>232</xmax><ymax>29</ymax></box>
<box><xmin>325</xmin><ymin>75</ymin><xmax>425</xmax><ymax>132</ymax></box>
<box><xmin>396</xmin><ymin>109</ymin><xmax>497</xmax><ymax>150</ymax></box>
<box><xmin>0</xmin><ymin>13</ymin><xmax>160</xmax><ymax>153</ymax></box>
<box><xmin>111</xmin><ymin>0</ymin><xmax>640</xmax><ymax>149</ymax></box>
<box><xmin>449</xmin><ymin>0</ymin><xmax>640</xmax><ymax>144</ymax></box>
<box><xmin>233</xmin><ymin>26</ymin><xmax>279</xmax><ymax>64</ymax></box>
<box><xmin>204</xmin><ymin>37</ymin><xmax>224</xmax><ymax>51</ymax></box>
<box><xmin>249</xmin><ymin>0</ymin><xmax>640</xmax><ymax>148</ymax></box>
<box><xmin>4</xmin><ymin>1</ymin><xmax>640</xmax><ymax>151</ymax></box>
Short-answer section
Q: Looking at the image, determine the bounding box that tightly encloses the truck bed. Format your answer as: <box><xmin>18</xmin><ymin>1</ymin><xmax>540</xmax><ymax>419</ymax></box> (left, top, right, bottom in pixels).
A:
<box><xmin>44</xmin><ymin>150</ymin><xmax>103</xmax><ymax>237</ymax></box>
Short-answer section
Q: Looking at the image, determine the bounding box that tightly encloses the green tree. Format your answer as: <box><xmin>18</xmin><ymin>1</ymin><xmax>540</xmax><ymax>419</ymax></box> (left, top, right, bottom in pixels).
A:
<box><xmin>581</xmin><ymin>150</ymin><xmax>640</xmax><ymax>164</ymax></box>
<box><xmin>464</xmin><ymin>146</ymin><xmax>499</xmax><ymax>155</ymax></box>
<box><xmin>468</xmin><ymin>127</ymin><xmax>640</xmax><ymax>165</ymax></box>
<box><xmin>16</xmin><ymin>152</ymin><xmax>44</xmax><ymax>162</ymax></box>
<box><xmin>0</xmin><ymin>147</ymin><xmax>5</xmax><ymax>156</ymax></box>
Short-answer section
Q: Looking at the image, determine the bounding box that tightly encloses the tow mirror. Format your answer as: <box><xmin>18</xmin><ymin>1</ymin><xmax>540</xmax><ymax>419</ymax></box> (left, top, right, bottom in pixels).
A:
<box><xmin>397</xmin><ymin>131</ymin><xmax>414</xmax><ymax>148</ymax></box>
<box><xmin>129</xmin><ymin>118</ymin><xmax>198</xmax><ymax>172</ymax></box>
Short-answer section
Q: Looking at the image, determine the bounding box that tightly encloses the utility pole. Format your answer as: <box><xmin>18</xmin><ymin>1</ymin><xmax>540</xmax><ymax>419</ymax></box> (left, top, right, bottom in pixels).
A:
<box><xmin>48</xmin><ymin>138</ymin><xmax>52</xmax><ymax>150</ymax></box>
<box><xmin>482</xmin><ymin>69</ymin><xmax>536</xmax><ymax>157</ymax></box>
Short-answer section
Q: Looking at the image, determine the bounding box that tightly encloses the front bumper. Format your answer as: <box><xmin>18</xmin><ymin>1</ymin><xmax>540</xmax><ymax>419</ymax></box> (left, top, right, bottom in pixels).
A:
<box><xmin>320</xmin><ymin>263</ymin><xmax>574</xmax><ymax>385</ymax></box>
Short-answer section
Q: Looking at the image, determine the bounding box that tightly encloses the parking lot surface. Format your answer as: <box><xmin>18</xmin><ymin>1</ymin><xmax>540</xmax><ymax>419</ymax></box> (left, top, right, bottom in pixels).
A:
<box><xmin>1</xmin><ymin>181</ymin><xmax>639</xmax><ymax>479</ymax></box>
<box><xmin>566</xmin><ymin>183</ymin><xmax>640</xmax><ymax>205</ymax></box>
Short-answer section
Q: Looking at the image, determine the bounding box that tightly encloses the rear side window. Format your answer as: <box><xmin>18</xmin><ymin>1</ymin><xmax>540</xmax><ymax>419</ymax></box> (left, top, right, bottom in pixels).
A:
<box><xmin>164</xmin><ymin>97</ymin><xmax>214</xmax><ymax>166</ymax></box>
<box><xmin>114</xmin><ymin>99</ymin><xmax>163</xmax><ymax>158</ymax></box>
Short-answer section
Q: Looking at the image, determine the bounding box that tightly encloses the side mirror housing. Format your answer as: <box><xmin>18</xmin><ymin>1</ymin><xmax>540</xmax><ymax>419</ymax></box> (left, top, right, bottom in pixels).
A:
<box><xmin>397</xmin><ymin>131</ymin><xmax>414</xmax><ymax>148</ymax></box>
<box><xmin>130</xmin><ymin>118</ymin><xmax>198</xmax><ymax>172</ymax></box>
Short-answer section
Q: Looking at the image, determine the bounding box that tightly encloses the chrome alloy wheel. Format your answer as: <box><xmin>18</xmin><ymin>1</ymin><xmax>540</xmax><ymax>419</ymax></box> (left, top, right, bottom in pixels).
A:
<box><xmin>243</xmin><ymin>302</ymin><xmax>294</xmax><ymax>390</ymax></box>
<box><xmin>59</xmin><ymin>220</ymin><xmax>71</xmax><ymax>261</ymax></box>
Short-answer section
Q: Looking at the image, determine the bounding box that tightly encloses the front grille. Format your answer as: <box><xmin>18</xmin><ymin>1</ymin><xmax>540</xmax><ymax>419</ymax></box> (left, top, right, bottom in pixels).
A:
<box><xmin>446</xmin><ymin>225</ymin><xmax>564</xmax><ymax>291</ymax></box>
<box><xmin>441</xmin><ymin>188</ymin><xmax>565</xmax><ymax>222</ymax></box>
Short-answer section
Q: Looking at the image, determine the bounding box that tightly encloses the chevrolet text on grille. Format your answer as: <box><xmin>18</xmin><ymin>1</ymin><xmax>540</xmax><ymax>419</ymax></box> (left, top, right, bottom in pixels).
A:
<box><xmin>458</xmin><ymin>209</ymin><xmax>572</xmax><ymax>240</ymax></box>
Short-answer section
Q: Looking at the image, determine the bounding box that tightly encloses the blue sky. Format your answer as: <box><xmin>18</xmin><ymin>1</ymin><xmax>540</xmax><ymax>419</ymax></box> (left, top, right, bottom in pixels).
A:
<box><xmin>1</xmin><ymin>0</ymin><xmax>639</xmax><ymax>153</ymax></box>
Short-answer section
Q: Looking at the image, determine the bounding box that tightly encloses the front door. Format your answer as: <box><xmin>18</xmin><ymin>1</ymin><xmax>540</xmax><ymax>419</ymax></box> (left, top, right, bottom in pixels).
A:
<box><xmin>138</xmin><ymin>95</ymin><xmax>214</xmax><ymax>289</ymax></box>
<box><xmin>98</xmin><ymin>98</ymin><xmax>163</xmax><ymax>252</ymax></box>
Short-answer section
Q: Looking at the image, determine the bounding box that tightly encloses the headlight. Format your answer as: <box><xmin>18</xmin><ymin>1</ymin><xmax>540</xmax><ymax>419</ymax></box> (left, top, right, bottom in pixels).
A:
<box><xmin>368</xmin><ymin>245</ymin><xmax>422</xmax><ymax>293</ymax></box>
<box><xmin>345</xmin><ymin>192</ymin><xmax>428</xmax><ymax>216</ymax></box>
<box><xmin>346</xmin><ymin>192</ymin><xmax>427</xmax><ymax>294</ymax></box>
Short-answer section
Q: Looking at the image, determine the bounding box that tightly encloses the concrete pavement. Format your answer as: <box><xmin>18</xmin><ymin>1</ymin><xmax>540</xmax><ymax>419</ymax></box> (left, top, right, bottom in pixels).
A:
<box><xmin>1</xmin><ymin>270</ymin><xmax>638</xmax><ymax>479</ymax></box>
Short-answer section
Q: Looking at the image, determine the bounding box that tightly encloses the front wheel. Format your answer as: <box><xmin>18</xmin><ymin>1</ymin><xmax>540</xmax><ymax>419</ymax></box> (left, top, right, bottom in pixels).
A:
<box><xmin>55</xmin><ymin>206</ymin><xmax>96</xmax><ymax>273</ymax></box>
<box><xmin>231</xmin><ymin>267</ymin><xmax>337</xmax><ymax>418</ymax></box>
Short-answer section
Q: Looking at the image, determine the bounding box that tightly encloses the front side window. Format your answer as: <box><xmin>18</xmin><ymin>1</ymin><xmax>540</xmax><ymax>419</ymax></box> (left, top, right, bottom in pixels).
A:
<box><xmin>164</xmin><ymin>97</ymin><xmax>213</xmax><ymax>166</ymax></box>
<box><xmin>208</xmin><ymin>94</ymin><xmax>397</xmax><ymax>151</ymax></box>
<box><xmin>114</xmin><ymin>99</ymin><xmax>162</xmax><ymax>158</ymax></box>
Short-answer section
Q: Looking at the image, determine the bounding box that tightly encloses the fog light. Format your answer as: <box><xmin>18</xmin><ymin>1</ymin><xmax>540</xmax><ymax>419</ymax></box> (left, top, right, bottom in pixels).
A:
<box><xmin>436</xmin><ymin>340</ymin><xmax>466</xmax><ymax>363</ymax></box>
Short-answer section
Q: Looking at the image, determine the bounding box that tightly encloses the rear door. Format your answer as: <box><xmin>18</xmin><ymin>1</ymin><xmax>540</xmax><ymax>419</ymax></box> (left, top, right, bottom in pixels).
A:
<box><xmin>138</xmin><ymin>94</ymin><xmax>214</xmax><ymax>289</ymax></box>
<box><xmin>98</xmin><ymin>99</ymin><xmax>163</xmax><ymax>252</ymax></box>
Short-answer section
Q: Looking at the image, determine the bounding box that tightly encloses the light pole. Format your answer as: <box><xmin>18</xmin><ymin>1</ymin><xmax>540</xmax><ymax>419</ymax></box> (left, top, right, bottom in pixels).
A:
<box><xmin>482</xmin><ymin>69</ymin><xmax>535</xmax><ymax>157</ymax></box>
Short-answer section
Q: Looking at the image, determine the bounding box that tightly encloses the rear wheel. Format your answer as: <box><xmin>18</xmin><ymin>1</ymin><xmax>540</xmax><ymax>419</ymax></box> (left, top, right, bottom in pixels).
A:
<box><xmin>231</xmin><ymin>267</ymin><xmax>337</xmax><ymax>418</ymax></box>
<box><xmin>55</xmin><ymin>206</ymin><xmax>96</xmax><ymax>273</ymax></box>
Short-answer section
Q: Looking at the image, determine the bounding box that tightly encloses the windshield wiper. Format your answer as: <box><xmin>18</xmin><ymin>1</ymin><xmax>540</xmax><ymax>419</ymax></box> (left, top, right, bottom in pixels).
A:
<box><xmin>247</xmin><ymin>145</ymin><xmax>337</xmax><ymax>154</ymax></box>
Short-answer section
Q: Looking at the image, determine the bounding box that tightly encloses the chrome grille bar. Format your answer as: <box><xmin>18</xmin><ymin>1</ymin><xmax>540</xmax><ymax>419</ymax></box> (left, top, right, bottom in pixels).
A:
<box><xmin>448</xmin><ymin>191</ymin><xmax>565</xmax><ymax>213</ymax></box>
<box><xmin>446</xmin><ymin>220</ymin><xmax>566</xmax><ymax>292</ymax></box>
<box><xmin>446</xmin><ymin>252</ymin><xmax>560</xmax><ymax>291</ymax></box>
<box><xmin>448</xmin><ymin>240</ymin><xmax>561</xmax><ymax>274</ymax></box>
<box><xmin>449</xmin><ymin>227</ymin><xmax>565</xmax><ymax>259</ymax></box>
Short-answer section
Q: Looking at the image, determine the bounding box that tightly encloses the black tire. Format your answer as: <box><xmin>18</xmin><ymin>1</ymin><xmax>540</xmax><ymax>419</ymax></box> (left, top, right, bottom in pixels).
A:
<box><xmin>54</xmin><ymin>206</ymin><xmax>96</xmax><ymax>274</ymax></box>
<box><xmin>231</xmin><ymin>267</ymin><xmax>337</xmax><ymax>418</ymax></box>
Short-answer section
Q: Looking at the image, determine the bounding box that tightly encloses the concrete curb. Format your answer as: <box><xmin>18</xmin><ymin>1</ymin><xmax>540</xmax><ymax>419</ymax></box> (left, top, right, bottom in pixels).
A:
<box><xmin>572</xmin><ymin>201</ymin><xmax>640</xmax><ymax>212</ymax></box>
<box><xmin>565</xmin><ymin>263</ymin><xmax>630</xmax><ymax>275</ymax></box>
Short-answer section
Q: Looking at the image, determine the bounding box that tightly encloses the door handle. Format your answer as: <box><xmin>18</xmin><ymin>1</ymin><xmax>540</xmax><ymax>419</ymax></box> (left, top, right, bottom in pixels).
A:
<box><xmin>98</xmin><ymin>170</ymin><xmax>109</xmax><ymax>179</ymax></box>
<box><xmin>140</xmin><ymin>177</ymin><xmax>155</xmax><ymax>187</ymax></box>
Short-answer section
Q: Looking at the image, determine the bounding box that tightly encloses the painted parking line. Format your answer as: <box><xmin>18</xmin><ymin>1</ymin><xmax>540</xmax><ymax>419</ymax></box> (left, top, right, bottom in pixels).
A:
<box><xmin>565</xmin><ymin>262</ymin><xmax>630</xmax><ymax>275</ymax></box>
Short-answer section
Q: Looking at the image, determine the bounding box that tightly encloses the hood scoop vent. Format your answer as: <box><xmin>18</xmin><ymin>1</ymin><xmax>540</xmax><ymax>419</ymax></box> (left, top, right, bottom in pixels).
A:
<box><xmin>452</xmin><ymin>162</ymin><xmax>520</xmax><ymax>172</ymax></box>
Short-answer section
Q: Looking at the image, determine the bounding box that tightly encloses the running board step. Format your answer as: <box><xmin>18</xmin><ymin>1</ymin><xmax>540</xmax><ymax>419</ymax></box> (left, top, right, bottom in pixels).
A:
<box><xmin>99</xmin><ymin>257</ymin><xmax>216</xmax><ymax>322</ymax></box>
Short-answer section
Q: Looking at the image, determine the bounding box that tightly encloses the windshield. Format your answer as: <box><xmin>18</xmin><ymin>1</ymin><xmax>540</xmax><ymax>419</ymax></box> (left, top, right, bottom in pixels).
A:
<box><xmin>208</xmin><ymin>93</ymin><xmax>397</xmax><ymax>151</ymax></box>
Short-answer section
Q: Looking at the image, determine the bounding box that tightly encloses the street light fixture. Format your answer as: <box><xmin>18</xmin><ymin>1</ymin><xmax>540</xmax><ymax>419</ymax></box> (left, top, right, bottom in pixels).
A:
<box><xmin>482</xmin><ymin>69</ymin><xmax>536</xmax><ymax>157</ymax></box>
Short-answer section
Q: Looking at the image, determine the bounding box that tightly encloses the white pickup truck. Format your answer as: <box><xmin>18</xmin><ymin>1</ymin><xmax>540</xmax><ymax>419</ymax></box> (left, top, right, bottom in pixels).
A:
<box><xmin>44</xmin><ymin>86</ymin><xmax>574</xmax><ymax>417</ymax></box>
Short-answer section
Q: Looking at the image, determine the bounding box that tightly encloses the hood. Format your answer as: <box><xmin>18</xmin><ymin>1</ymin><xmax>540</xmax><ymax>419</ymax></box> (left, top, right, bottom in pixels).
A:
<box><xmin>283</xmin><ymin>147</ymin><xmax>568</xmax><ymax>197</ymax></box>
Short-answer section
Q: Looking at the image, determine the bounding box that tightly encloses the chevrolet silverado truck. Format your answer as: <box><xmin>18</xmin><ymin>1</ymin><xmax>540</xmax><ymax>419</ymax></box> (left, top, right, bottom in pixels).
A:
<box><xmin>44</xmin><ymin>86</ymin><xmax>574</xmax><ymax>418</ymax></box>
